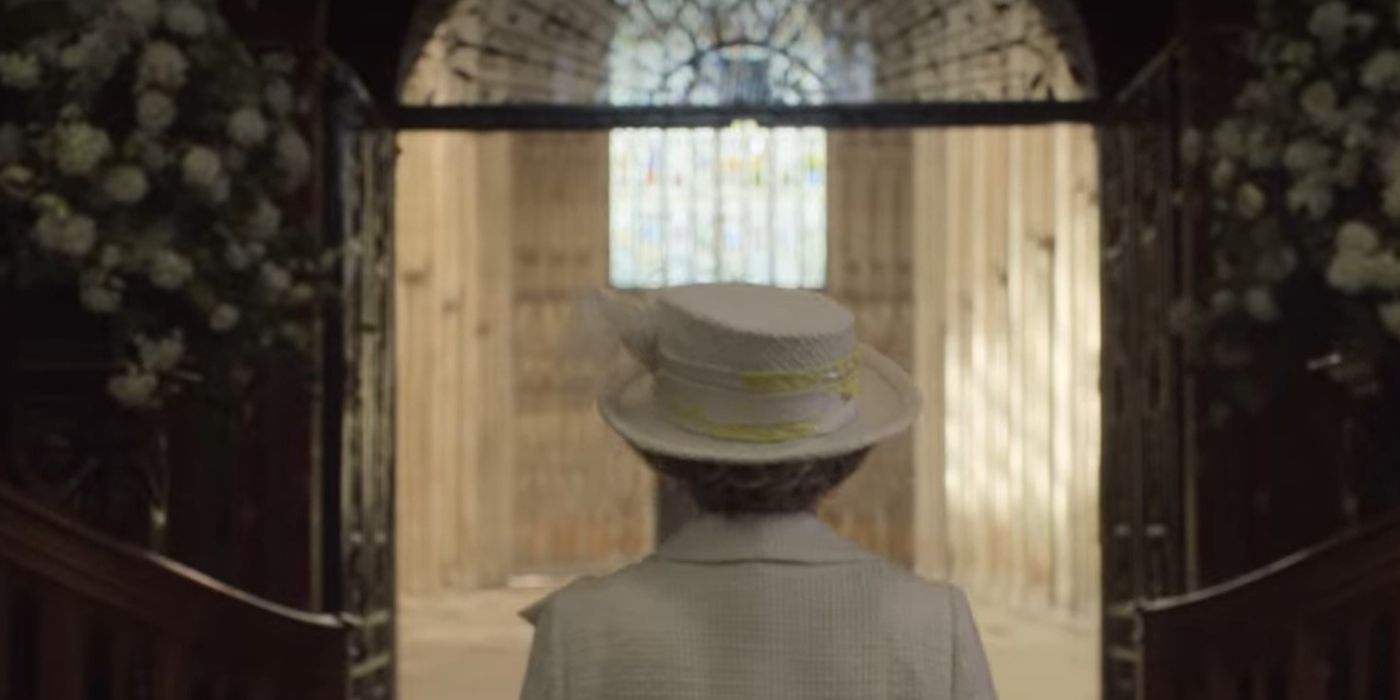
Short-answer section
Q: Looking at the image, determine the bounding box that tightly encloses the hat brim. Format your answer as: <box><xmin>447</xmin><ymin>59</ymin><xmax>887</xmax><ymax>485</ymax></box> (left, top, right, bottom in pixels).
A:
<box><xmin>598</xmin><ymin>343</ymin><xmax>922</xmax><ymax>465</ymax></box>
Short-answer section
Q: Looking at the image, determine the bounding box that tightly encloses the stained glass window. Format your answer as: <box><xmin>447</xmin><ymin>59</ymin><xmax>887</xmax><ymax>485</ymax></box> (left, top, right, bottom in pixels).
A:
<box><xmin>609</xmin><ymin>120</ymin><xmax>827</xmax><ymax>289</ymax></box>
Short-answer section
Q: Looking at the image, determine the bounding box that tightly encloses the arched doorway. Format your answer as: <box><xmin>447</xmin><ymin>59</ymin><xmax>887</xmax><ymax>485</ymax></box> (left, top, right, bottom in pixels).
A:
<box><xmin>385</xmin><ymin>1</ymin><xmax>1114</xmax><ymax>698</ymax></box>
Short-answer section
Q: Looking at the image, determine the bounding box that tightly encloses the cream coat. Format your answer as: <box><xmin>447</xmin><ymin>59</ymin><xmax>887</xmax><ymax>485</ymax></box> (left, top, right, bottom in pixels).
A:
<box><xmin>519</xmin><ymin>513</ymin><xmax>998</xmax><ymax>699</ymax></box>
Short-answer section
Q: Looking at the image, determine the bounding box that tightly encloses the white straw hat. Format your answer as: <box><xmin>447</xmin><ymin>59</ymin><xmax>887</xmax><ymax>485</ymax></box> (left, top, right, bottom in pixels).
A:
<box><xmin>594</xmin><ymin>284</ymin><xmax>921</xmax><ymax>465</ymax></box>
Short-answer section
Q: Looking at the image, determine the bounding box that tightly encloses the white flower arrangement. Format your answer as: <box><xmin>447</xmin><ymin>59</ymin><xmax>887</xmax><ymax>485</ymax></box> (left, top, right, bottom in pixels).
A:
<box><xmin>137</xmin><ymin>92</ymin><xmax>178</xmax><ymax>133</ymax></box>
<box><xmin>0</xmin><ymin>0</ymin><xmax>329</xmax><ymax>410</ymax></box>
<box><xmin>1186</xmin><ymin>0</ymin><xmax>1400</xmax><ymax>407</ymax></box>
<box><xmin>163</xmin><ymin>3</ymin><xmax>208</xmax><ymax>39</ymax></box>
<box><xmin>0</xmin><ymin>53</ymin><xmax>42</xmax><ymax>90</ymax></box>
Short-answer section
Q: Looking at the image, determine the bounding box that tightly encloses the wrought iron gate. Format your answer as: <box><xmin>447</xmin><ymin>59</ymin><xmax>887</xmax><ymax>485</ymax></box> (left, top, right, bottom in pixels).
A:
<box><xmin>1098</xmin><ymin>45</ymin><xmax>1191</xmax><ymax>700</ymax></box>
<box><xmin>324</xmin><ymin>62</ymin><xmax>399</xmax><ymax>699</ymax></box>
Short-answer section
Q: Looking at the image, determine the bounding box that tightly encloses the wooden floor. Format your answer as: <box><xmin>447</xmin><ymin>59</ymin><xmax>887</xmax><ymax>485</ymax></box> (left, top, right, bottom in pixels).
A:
<box><xmin>399</xmin><ymin>585</ymin><xmax>1098</xmax><ymax>700</ymax></box>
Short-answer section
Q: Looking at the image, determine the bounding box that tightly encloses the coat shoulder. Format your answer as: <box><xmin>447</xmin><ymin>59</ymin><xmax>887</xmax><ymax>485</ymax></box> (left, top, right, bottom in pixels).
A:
<box><xmin>518</xmin><ymin>563</ymin><xmax>650</xmax><ymax>626</ymax></box>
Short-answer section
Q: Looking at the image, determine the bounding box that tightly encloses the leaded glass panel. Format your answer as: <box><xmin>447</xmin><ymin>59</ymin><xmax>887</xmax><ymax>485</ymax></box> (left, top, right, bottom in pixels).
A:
<box><xmin>609</xmin><ymin>121</ymin><xmax>826</xmax><ymax>289</ymax></box>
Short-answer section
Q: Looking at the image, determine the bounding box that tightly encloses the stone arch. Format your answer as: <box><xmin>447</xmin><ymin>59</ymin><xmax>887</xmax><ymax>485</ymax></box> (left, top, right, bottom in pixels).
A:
<box><xmin>395</xmin><ymin>0</ymin><xmax>1101</xmax><ymax>107</ymax></box>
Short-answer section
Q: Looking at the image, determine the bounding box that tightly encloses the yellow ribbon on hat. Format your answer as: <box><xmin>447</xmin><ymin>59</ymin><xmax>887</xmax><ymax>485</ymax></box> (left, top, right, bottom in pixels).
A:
<box><xmin>737</xmin><ymin>350</ymin><xmax>861</xmax><ymax>399</ymax></box>
<box><xmin>657</xmin><ymin>350</ymin><xmax>863</xmax><ymax>444</ymax></box>
<box><xmin>662</xmin><ymin>398</ymin><xmax>823</xmax><ymax>444</ymax></box>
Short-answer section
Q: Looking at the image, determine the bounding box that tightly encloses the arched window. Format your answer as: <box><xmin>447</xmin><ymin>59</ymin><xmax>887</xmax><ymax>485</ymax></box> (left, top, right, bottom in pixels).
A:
<box><xmin>609</xmin><ymin>121</ymin><xmax>827</xmax><ymax>289</ymax></box>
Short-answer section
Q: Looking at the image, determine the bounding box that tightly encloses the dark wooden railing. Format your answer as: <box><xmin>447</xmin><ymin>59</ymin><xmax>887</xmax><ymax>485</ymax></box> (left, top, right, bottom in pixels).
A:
<box><xmin>0</xmin><ymin>483</ymin><xmax>349</xmax><ymax>699</ymax></box>
<box><xmin>1141</xmin><ymin>512</ymin><xmax>1400</xmax><ymax>699</ymax></box>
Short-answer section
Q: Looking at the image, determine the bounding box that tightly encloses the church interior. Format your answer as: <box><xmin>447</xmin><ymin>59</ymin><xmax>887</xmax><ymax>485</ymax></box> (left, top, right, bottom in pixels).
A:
<box><xmin>4</xmin><ymin>0</ymin><xmax>1400</xmax><ymax>698</ymax></box>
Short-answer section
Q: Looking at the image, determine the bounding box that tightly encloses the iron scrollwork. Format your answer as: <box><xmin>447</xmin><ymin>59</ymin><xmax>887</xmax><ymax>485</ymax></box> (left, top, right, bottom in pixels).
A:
<box><xmin>1098</xmin><ymin>45</ymin><xmax>1189</xmax><ymax>700</ymax></box>
<box><xmin>324</xmin><ymin>60</ymin><xmax>398</xmax><ymax>700</ymax></box>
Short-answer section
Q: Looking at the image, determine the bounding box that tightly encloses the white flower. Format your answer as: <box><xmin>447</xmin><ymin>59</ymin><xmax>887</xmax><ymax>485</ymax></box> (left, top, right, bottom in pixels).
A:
<box><xmin>1344</xmin><ymin>97</ymin><xmax>1379</xmax><ymax>125</ymax></box>
<box><xmin>289</xmin><ymin>283</ymin><xmax>315</xmax><ymax>304</ymax></box>
<box><xmin>138</xmin><ymin>42</ymin><xmax>189</xmax><ymax>90</ymax></box>
<box><xmin>1235</xmin><ymin>183</ymin><xmax>1267</xmax><ymax>220</ymax></box>
<box><xmin>58</xmin><ymin>47</ymin><xmax>83</xmax><ymax>72</ymax></box>
<box><xmin>1212</xmin><ymin>121</ymin><xmax>1247</xmax><ymax>159</ymax></box>
<box><xmin>1234</xmin><ymin>81</ymin><xmax>1270</xmax><ymax>110</ymax></box>
<box><xmin>146</xmin><ymin>219</ymin><xmax>178</xmax><ymax>242</ymax></box>
<box><xmin>1180</xmin><ymin>129</ymin><xmax>1203</xmax><ymax>166</ymax></box>
<box><xmin>210</xmin><ymin>304</ymin><xmax>241</xmax><ymax>333</ymax></box>
<box><xmin>246</xmin><ymin>198</ymin><xmax>282</xmax><ymax>240</ymax></box>
<box><xmin>1338</xmin><ymin>221</ymin><xmax>1380</xmax><ymax>254</ymax></box>
<box><xmin>1381</xmin><ymin>145</ymin><xmax>1400</xmax><ymax>183</ymax></box>
<box><xmin>1284</xmin><ymin>139</ymin><xmax>1332</xmax><ymax>174</ymax></box>
<box><xmin>208</xmin><ymin>176</ymin><xmax>231</xmax><ymax>204</ymax></box>
<box><xmin>80</xmin><ymin>283</ymin><xmax>122</xmax><ymax>314</ymax></box>
<box><xmin>102</xmin><ymin>166</ymin><xmax>149</xmax><ymax>204</ymax></box>
<box><xmin>32</xmin><ymin>214</ymin><xmax>97</xmax><ymax>258</ymax></box>
<box><xmin>227</xmin><ymin>107</ymin><xmax>269</xmax><ymax>147</ymax></box>
<box><xmin>265</xmin><ymin>80</ymin><xmax>295</xmax><ymax>117</ymax></box>
<box><xmin>1210</xmin><ymin>160</ymin><xmax>1237</xmax><ymax>192</ymax></box>
<box><xmin>53</xmin><ymin>123</ymin><xmax>112</xmax><ymax>176</ymax></box>
<box><xmin>0</xmin><ymin>164</ymin><xmax>33</xmax><ymax>198</ymax></box>
<box><xmin>1385</xmin><ymin>182</ymin><xmax>1400</xmax><ymax>220</ymax></box>
<box><xmin>1352</xmin><ymin>12</ymin><xmax>1378</xmax><ymax>37</ymax></box>
<box><xmin>128</xmin><ymin>135</ymin><xmax>172</xmax><ymax>172</ymax></box>
<box><xmin>1243</xmin><ymin>286</ymin><xmax>1280</xmax><ymax>323</ymax></box>
<box><xmin>108</xmin><ymin>368</ymin><xmax>159</xmax><ymax>408</ymax></box>
<box><xmin>1364</xmin><ymin>253</ymin><xmax>1400</xmax><ymax>291</ymax></box>
<box><xmin>1279</xmin><ymin>41</ymin><xmax>1316</xmax><ymax>67</ymax></box>
<box><xmin>137</xmin><ymin>92</ymin><xmax>177</xmax><ymax>133</ymax></box>
<box><xmin>1257</xmin><ymin>247</ymin><xmax>1299</xmax><ymax>282</ymax></box>
<box><xmin>1336</xmin><ymin>150</ymin><xmax>1365</xmax><ymax>187</ymax></box>
<box><xmin>1343</xmin><ymin>126</ymin><xmax>1373</xmax><ymax>154</ymax></box>
<box><xmin>117</xmin><ymin>0</ymin><xmax>161</xmax><ymax>29</ymax></box>
<box><xmin>29</xmin><ymin>192</ymin><xmax>67</xmax><ymax>216</ymax></box>
<box><xmin>181</xmin><ymin>146</ymin><xmax>223</xmax><ymax>189</ymax></box>
<box><xmin>1380</xmin><ymin>302</ymin><xmax>1400</xmax><ymax>340</ymax></box>
<box><xmin>1362</xmin><ymin>50</ymin><xmax>1400</xmax><ymax>91</ymax></box>
<box><xmin>147</xmin><ymin>249</ymin><xmax>194</xmax><ymax>290</ymax></box>
<box><xmin>1309</xmin><ymin>2</ymin><xmax>1351</xmax><ymax>46</ymax></box>
<box><xmin>164</xmin><ymin>3</ymin><xmax>209</xmax><ymax>38</ymax></box>
<box><xmin>99</xmin><ymin>245</ymin><xmax>124</xmax><ymax>269</ymax></box>
<box><xmin>1287</xmin><ymin>177</ymin><xmax>1334</xmax><ymax>220</ymax></box>
<box><xmin>280</xmin><ymin>324</ymin><xmax>311</xmax><ymax>352</ymax></box>
<box><xmin>136</xmin><ymin>333</ymin><xmax>185</xmax><ymax>373</ymax></box>
<box><xmin>1301</xmin><ymin>81</ymin><xmax>1340</xmax><ymax>124</ymax></box>
<box><xmin>58</xmin><ymin>34</ymin><xmax>100</xmax><ymax>71</ymax></box>
<box><xmin>1211</xmin><ymin>289</ymin><xmax>1238</xmax><ymax>314</ymax></box>
<box><xmin>1328</xmin><ymin>253</ymin><xmax>1370</xmax><ymax>293</ymax></box>
<box><xmin>0</xmin><ymin>53</ymin><xmax>41</xmax><ymax>90</ymax></box>
<box><xmin>262</xmin><ymin>52</ymin><xmax>297</xmax><ymax>75</ymax></box>
<box><xmin>224</xmin><ymin>148</ymin><xmax>247</xmax><ymax>172</ymax></box>
<box><xmin>225</xmin><ymin>242</ymin><xmax>252</xmax><ymax>270</ymax></box>
<box><xmin>0</xmin><ymin>123</ymin><xmax>21</xmax><ymax>165</ymax></box>
<box><xmin>276</xmin><ymin>129</ymin><xmax>311</xmax><ymax>192</ymax></box>
<box><xmin>260</xmin><ymin>262</ymin><xmax>292</xmax><ymax>295</ymax></box>
<box><xmin>1245</xmin><ymin>128</ymin><xmax>1279</xmax><ymax>169</ymax></box>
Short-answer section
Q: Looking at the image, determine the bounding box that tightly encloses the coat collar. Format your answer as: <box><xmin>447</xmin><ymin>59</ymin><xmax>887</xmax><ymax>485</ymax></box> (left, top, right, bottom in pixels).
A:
<box><xmin>520</xmin><ymin>513</ymin><xmax>877</xmax><ymax>625</ymax></box>
<box><xmin>652</xmin><ymin>512</ymin><xmax>877</xmax><ymax>565</ymax></box>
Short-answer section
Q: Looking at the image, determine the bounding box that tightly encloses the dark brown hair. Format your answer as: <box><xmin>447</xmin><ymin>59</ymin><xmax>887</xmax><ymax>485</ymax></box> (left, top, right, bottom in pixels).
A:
<box><xmin>642</xmin><ymin>449</ymin><xmax>871</xmax><ymax>515</ymax></box>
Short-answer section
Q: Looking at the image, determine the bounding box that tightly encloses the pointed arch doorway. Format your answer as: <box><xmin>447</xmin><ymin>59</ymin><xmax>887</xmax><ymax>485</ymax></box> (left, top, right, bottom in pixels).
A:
<box><xmin>384</xmin><ymin>1</ymin><xmax>1127</xmax><ymax>698</ymax></box>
